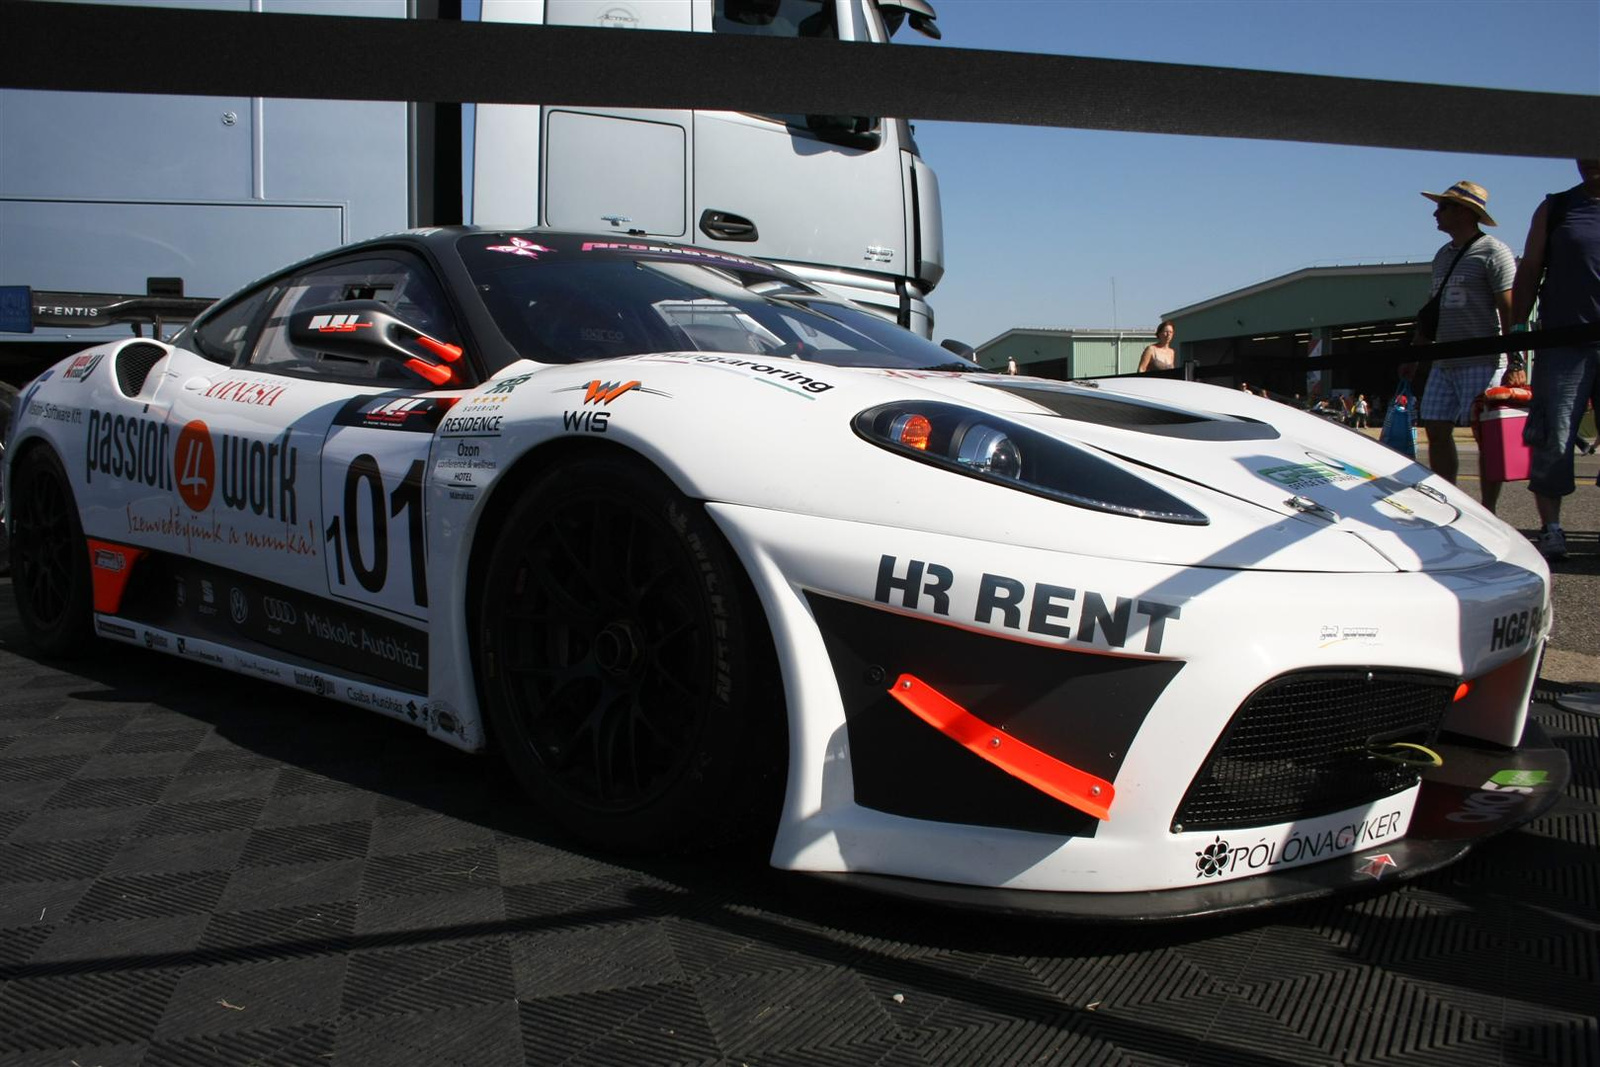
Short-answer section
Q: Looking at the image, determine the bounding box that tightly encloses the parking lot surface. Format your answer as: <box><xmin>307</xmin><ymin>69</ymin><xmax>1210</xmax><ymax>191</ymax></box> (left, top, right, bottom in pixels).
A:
<box><xmin>1</xmin><ymin>473</ymin><xmax>1597</xmax><ymax>1067</ymax></box>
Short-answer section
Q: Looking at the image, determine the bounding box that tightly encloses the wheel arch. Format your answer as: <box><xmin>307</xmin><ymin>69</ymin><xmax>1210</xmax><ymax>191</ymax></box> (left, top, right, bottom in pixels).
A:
<box><xmin>462</xmin><ymin>435</ymin><xmax>791</xmax><ymax>850</ymax></box>
<box><xmin>461</xmin><ymin>434</ymin><xmax>789</xmax><ymax>751</ymax></box>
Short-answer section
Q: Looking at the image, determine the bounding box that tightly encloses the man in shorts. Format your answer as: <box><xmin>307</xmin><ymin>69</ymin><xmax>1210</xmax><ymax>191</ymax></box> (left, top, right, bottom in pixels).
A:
<box><xmin>1411</xmin><ymin>180</ymin><xmax>1523</xmax><ymax>513</ymax></box>
<box><xmin>1511</xmin><ymin>158</ymin><xmax>1600</xmax><ymax>560</ymax></box>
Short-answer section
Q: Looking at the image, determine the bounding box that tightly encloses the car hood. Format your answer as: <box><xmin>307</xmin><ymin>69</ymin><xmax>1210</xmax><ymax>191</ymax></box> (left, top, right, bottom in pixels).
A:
<box><xmin>854</xmin><ymin>370</ymin><xmax>1515</xmax><ymax>573</ymax></box>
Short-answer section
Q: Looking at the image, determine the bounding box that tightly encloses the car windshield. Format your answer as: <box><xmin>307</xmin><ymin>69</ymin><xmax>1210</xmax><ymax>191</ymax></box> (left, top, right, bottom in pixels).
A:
<box><xmin>459</xmin><ymin>235</ymin><xmax>974</xmax><ymax>372</ymax></box>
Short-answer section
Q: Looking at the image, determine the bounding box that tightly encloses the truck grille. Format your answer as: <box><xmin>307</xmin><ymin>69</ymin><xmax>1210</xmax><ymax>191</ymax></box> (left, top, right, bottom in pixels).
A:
<box><xmin>1173</xmin><ymin>670</ymin><xmax>1455</xmax><ymax>832</ymax></box>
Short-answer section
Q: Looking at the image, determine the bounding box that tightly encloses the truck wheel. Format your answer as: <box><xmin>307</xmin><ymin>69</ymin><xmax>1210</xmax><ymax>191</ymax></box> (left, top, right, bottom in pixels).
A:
<box><xmin>477</xmin><ymin>456</ymin><xmax>783</xmax><ymax>853</ymax></box>
<box><xmin>10</xmin><ymin>446</ymin><xmax>93</xmax><ymax>657</ymax></box>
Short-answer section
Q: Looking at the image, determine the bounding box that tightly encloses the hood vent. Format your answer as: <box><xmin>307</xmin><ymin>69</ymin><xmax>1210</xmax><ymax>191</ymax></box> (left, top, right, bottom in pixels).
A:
<box><xmin>981</xmin><ymin>382</ymin><xmax>1279</xmax><ymax>442</ymax></box>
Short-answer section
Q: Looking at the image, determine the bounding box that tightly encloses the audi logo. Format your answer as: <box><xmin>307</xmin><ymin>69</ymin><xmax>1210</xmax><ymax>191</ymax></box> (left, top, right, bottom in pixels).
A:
<box><xmin>261</xmin><ymin>596</ymin><xmax>298</xmax><ymax>625</ymax></box>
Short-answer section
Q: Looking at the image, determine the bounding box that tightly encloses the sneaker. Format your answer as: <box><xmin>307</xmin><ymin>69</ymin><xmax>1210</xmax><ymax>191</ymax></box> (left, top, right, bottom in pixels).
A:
<box><xmin>1537</xmin><ymin>523</ymin><xmax>1568</xmax><ymax>560</ymax></box>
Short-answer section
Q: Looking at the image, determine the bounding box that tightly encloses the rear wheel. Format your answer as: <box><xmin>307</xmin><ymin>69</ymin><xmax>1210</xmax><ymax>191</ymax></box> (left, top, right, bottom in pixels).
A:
<box><xmin>10</xmin><ymin>446</ymin><xmax>93</xmax><ymax>657</ymax></box>
<box><xmin>477</xmin><ymin>456</ymin><xmax>783</xmax><ymax>853</ymax></box>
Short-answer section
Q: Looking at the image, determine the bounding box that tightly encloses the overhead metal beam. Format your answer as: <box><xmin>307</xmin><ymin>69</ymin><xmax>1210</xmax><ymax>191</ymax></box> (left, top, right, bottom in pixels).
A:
<box><xmin>1</xmin><ymin>1</ymin><xmax>1594</xmax><ymax>158</ymax></box>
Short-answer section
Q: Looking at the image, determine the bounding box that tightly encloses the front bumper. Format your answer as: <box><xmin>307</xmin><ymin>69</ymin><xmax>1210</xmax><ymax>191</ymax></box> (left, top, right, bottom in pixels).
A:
<box><xmin>707</xmin><ymin>502</ymin><xmax>1554</xmax><ymax>904</ymax></box>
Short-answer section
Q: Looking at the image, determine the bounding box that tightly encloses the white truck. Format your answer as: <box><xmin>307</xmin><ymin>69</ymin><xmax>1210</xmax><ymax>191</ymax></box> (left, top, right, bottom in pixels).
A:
<box><xmin>0</xmin><ymin>0</ymin><xmax>946</xmax><ymax>374</ymax></box>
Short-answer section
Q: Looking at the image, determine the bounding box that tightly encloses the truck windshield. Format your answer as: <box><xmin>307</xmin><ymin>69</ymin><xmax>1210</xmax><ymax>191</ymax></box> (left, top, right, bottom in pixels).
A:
<box><xmin>461</xmin><ymin>236</ymin><xmax>974</xmax><ymax>372</ymax></box>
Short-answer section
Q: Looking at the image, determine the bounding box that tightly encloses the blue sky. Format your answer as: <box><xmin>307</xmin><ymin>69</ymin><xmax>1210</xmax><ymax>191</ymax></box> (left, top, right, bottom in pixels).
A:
<box><xmin>900</xmin><ymin>0</ymin><xmax>1599</xmax><ymax>346</ymax></box>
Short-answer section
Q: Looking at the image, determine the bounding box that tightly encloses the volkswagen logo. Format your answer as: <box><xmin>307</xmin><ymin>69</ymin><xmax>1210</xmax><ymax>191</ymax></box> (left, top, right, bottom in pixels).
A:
<box><xmin>262</xmin><ymin>596</ymin><xmax>298</xmax><ymax>626</ymax></box>
<box><xmin>229</xmin><ymin>587</ymin><xmax>249</xmax><ymax>625</ymax></box>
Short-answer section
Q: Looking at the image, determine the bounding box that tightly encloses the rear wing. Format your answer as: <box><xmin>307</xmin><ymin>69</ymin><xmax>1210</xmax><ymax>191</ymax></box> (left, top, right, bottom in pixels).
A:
<box><xmin>0</xmin><ymin>282</ymin><xmax>214</xmax><ymax>336</ymax></box>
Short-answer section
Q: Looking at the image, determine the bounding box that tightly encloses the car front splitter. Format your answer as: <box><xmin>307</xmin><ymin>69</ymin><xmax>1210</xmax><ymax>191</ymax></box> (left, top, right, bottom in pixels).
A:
<box><xmin>805</xmin><ymin>721</ymin><xmax>1570</xmax><ymax>922</ymax></box>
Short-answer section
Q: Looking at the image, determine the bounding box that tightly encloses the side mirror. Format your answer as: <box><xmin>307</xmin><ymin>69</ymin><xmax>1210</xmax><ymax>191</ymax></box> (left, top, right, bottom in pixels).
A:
<box><xmin>288</xmin><ymin>300</ymin><xmax>463</xmax><ymax>386</ymax></box>
<box><xmin>804</xmin><ymin>114</ymin><xmax>882</xmax><ymax>151</ymax></box>
<box><xmin>877</xmin><ymin>0</ymin><xmax>941</xmax><ymax>40</ymax></box>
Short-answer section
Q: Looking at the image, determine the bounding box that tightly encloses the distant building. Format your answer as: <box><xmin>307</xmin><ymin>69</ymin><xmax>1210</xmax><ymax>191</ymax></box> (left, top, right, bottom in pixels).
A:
<box><xmin>972</xmin><ymin>263</ymin><xmax>1434</xmax><ymax>401</ymax></box>
<box><xmin>973</xmin><ymin>327</ymin><xmax>1157</xmax><ymax>379</ymax></box>
<box><xmin>1164</xmin><ymin>263</ymin><xmax>1431</xmax><ymax>400</ymax></box>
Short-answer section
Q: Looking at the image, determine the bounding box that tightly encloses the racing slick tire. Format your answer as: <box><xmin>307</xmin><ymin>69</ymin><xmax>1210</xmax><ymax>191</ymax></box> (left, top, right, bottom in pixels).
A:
<box><xmin>9</xmin><ymin>445</ymin><xmax>94</xmax><ymax>658</ymax></box>
<box><xmin>477</xmin><ymin>455</ymin><xmax>784</xmax><ymax>854</ymax></box>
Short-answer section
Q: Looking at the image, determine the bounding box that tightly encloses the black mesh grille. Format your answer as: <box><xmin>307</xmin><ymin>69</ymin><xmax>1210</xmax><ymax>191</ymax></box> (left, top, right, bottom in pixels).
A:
<box><xmin>1174</xmin><ymin>670</ymin><xmax>1455</xmax><ymax>831</ymax></box>
<box><xmin>115</xmin><ymin>342</ymin><xmax>167</xmax><ymax>397</ymax></box>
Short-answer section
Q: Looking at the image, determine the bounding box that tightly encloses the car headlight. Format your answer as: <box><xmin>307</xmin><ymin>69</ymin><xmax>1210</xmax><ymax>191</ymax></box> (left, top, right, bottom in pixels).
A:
<box><xmin>855</xmin><ymin>401</ymin><xmax>1208</xmax><ymax>525</ymax></box>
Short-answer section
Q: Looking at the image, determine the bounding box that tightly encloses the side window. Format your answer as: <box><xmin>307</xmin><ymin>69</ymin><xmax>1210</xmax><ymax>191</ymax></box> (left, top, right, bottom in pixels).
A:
<box><xmin>713</xmin><ymin>0</ymin><xmax>846</xmax><ymax>131</ymax></box>
<box><xmin>190</xmin><ymin>287</ymin><xmax>274</xmax><ymax>365</ymax></box>
<box><xmin>248</xmin><ymin>256</ymin><xmax>465</xmax><ymax>384</ymax></box>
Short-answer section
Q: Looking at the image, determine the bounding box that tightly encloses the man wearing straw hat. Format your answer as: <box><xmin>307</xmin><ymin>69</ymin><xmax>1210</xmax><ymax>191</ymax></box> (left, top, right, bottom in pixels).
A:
<box><xmin>1410</xmin><ymin>180</ymin><xmax>1522</xmax><ymax>514</ymax></box>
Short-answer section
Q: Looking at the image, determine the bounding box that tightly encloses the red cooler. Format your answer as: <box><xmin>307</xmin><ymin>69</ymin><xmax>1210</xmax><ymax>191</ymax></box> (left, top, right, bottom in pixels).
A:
<box><xmin>1479</xmin><ymin>404</ymin><xmax>1531</xmax><ymax>481</ymax></box>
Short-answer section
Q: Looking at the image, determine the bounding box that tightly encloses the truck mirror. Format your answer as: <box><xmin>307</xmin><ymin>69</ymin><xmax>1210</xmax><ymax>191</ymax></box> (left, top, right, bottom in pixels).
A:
<box><xmin>804</xmin><ymin>114</ymin><xmax>882</xmax><ymax>151</ymax></box>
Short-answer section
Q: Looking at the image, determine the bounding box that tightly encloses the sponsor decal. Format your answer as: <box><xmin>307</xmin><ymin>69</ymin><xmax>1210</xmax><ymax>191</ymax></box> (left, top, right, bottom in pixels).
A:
<box><xmin>434</xmin><ymin>438</ymin><xmax>497</xmax><ymax>484</ymax></box>
<box><xmin>1356</xmin><ymin>853</ymin><xmax>1398</xmax><ymax>881</ymax></box>
<box><xmin>229</xmin><ymin>587</ymin><xmax>249</xmax><ymax>625</ymax></box>
<box><xmin>555</xmin><ymin>378</ymin><xmax>670</xmax><ymax>435</ymax></box>
<box><xmin>203</xmin><ymin>379</ymin><xmax>285</xmax><ymax>406</ymax></box>
<box><xmin>345</xmin><ymin>686</ymin><xmax>408</xmax><ymax>715</ymax></box>
<box><xmin>304</xmin><ymin>611</ymin><xmax>425</xmax><ymax>678</ymax></box>
<box><xmin>174</xmin><ymin>420</ymin><xmax>215</xmax><ymax>511</ymax></box>
<box><xmin>335</xmin><ymin>395</ymin><xmax>454</xmax><ymax>434</ymax></box>
<box><xmin>262</xmin><ymin>595</ymin><xmax>298</xmax><ymax>631</ymax></box>
<box><xmin>481</xmin><ymin>373</ymin><xmax>536</xmax><ymax>395</ymax></box>
<box><xmin>142</xmin><ymin>629</ymin><xmax>170</xmax><ymax>650</ymax></box>
<box><xmin>486</xmin><ymin>236</ymin><xmax>555</xmax><ymax>259</ymax></box>
<box><xmin>308</xmin><ymin>313</ymin><xmax>373</xmax><ymax>333</ymax></box>
<box><xmin>439</xmin><ymin>413</ymin><xmax>503</xmax><ymax>436</ymax></box>
<box><xmin>173</xmin><ymin>636</ymin><xmax>227</xmax><ymax>666</ymax></box>
<box><xmin>63</xmin><ymin>352</ymin><xmax>105</xmax><ymax>382</ymax></box>
<box><xmin>1318</xmin><ymin>624</ymin><xmax>1380</xmax><ymax>647</ymax></box>
<box><xmin>96</xmin><ymin>619</ymin><xmax>137</xmax><ymax>639</ymax></box>
<box><xmin>1446</xmin><ymin>769</ymin><xmax>1551</xmax><ymax>824</ymax></box>
<box><xmin>1192</xmin><ymin>809</ymin><xmax>1406</xmax><ymax>880</ymax></box>
<box><xmin>217</xmin><ymin>428</ymin><xmax>298</xmax><ymax>523</ymax></box>
<box><xmin>292</xmin><ymin>670</ymin><xmax>336</xmax><ymax>697</ymax></box>
<box><xmin>642</xmin><ymin>352</ymin><xmax>833</xmax><ymax>396</ymax></box>
<box><xmin>864</xmin><ymin>244</ymin><xmax>896</xmax><ymax>263</ymax></box>
<box><xmin>1489</xmin><ymin>604</ymin><xmax>1542</xmax><ymax>653</ymax></box>
<box><xmin>174</xmin><ymin>578</ymin><xmax>186</xmax><ymax>608</ymax></box>
<box><xmin>236</xmin><ymin>658</ymin><xmax>283</xmax><ymax>681</ymax></box>
<box><xmin>86</xmin><ymin>410</ymin><xmax>174</xmax><ymax>491</ymax></box>
<box><xmin>93</xmin><ymin>548</ymin><xmax>126</xmax><ymax>572</ymax></box>
<box><xmin>26</xmin><ymin>400</ymin><xmax>83</xmax><ymax>424</ymax></box>
<box><xmin>1257</xmin><ymin>458</ymin><xmax>1373</xmax><ymax>492</ymax></box>
<box><xmin>874</xmin><ymin>554</ymin><xmax>1182</xmax><ymax>654</ymax></box>
<box><xmin>580</xmin><ymin>240</ymin><xmax>769</xmax><ymax>273</ymax></box>
<box><xmin>126</xmin><ymin>502</ymin><xmax>319</xmax><ymax>559</ymax></box>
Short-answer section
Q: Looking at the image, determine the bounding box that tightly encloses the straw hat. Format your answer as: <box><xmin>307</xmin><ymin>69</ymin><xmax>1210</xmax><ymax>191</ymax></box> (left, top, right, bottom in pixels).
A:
<box><xmin>1421</xmin><ymin>181</ymin><xmax>1497</xmax><ymax>226</ymax></box>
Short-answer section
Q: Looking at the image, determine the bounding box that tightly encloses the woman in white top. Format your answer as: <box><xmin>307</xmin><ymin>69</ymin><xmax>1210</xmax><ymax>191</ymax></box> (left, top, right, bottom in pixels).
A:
<box><xmin>1138</xmin><ymin>320</ymin><xmax>1177</xmax><ymax>373</ymax></box>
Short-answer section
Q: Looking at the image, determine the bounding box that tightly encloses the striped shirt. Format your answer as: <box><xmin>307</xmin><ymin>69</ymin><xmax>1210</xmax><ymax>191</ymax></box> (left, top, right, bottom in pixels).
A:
<box><xmin>1430</xmin><ymin>233</ymin><xmax>1515</xmax><ymax>367</ymax></box>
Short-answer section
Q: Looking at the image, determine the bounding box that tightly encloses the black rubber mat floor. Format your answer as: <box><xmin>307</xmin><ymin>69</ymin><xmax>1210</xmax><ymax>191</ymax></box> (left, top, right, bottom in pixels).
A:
<box><xmin>0</xmin><ymin>585</ymin><xmax>1596</xmax><ymax>1066</ymax></box>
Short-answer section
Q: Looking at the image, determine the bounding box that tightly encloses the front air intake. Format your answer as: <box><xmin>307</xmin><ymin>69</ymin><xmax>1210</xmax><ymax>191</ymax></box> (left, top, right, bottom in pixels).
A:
<box><xmin>1173</xmin><ymin>669</ymin><xmax>1455</xmax><ymax>832</ymax></box>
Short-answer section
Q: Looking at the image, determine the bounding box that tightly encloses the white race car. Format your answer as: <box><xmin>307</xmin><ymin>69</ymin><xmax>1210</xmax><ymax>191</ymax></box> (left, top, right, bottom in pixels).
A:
<box><xmin>4</xmin><ymin>230</ymin><xmax>1567</xmax><ymax>919</ymax></box>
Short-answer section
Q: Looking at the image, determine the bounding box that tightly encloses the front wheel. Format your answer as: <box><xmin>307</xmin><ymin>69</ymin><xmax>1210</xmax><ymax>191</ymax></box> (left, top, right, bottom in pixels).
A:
<box><xmin>10</xmin><ymin>446</ymin><xmax>93</xmax><ymax>657</ymax></box>
<box><xmin>476</xmin><ymin>456</ymin><xmax>784</xmax><ymax>853</ymax></box>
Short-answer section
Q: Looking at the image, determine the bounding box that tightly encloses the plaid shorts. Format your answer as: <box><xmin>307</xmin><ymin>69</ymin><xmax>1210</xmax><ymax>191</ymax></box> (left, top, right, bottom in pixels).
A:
<box><xmin>1419</xmin><ymin>362</ymin><xmax>1500</xmax><ymax>425</ymax></box>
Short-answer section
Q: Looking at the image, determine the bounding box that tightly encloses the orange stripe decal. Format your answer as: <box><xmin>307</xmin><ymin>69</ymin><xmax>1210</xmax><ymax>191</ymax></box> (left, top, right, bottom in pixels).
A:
<box><xmin>85</xmin><ymin>539</ymin><xmax>146</xmax><ymax>614</ymax></box>
<box><xmin>887</xmin><ymin>673</ymin><xmax>1114</xmax><ymax>821</ymax></box>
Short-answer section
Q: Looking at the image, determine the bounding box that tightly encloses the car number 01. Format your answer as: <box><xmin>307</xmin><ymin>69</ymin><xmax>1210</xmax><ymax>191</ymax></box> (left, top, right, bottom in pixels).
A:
<box><xmin>325</xmin><ymin>454</ymin><xmax>427</xmax><ymax>608</ymax></box>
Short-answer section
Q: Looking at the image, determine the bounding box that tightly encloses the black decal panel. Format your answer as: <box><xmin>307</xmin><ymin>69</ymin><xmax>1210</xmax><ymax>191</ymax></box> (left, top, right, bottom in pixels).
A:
<box><xmin>119</xmin><ymin>550</ymin><xmax>427</xmax><ymax>692</ymax></box>
<box><xmin>808</xmin><ymin>592</ymin><xmax>1183</xmax><ymax>837</ymax></box>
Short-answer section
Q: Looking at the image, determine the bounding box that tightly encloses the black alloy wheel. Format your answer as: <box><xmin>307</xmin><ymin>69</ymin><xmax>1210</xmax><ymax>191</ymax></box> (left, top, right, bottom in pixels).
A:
<box><xmin>477</xmin><ymin>456</ymin><xmax>783</xmax><ymax>853</ymax></box>
<box><xmin>10</xmin><ymin>446</ymin><xmax>93</xmax><ymax>657</ymax></box>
